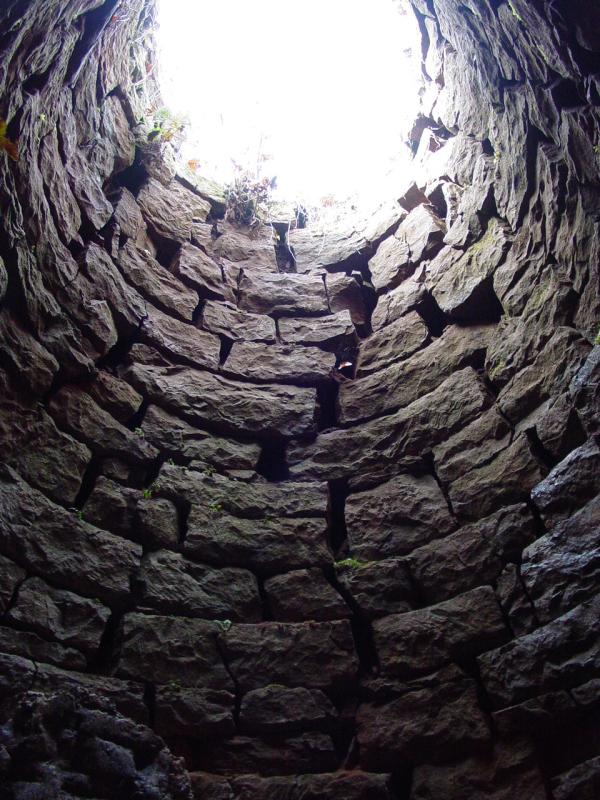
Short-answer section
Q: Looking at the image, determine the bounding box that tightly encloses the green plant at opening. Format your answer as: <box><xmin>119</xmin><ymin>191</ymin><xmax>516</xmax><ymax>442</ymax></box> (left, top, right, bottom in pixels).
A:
<box><xmin>134</xmin><ymin>427</ymin><xmax>144</xmax><ymax>437</ymax></box>
<box><xmin>335</xmin><ymin>557</ymin><xmax>370</xmax><ymax>570</ymax></box>
<box><xmin>208</xmin><ymin>500</ymin><xmax>223</xmax><ymax>515</ymax></box>
<box><xmin>147</xmin><ymin>106</ymin><xmax>188</xmax><ymax>143</ymax></box>
<box><xmin>594</xmin><ymin>328</ymin><xmax>600</xmax><ymax>346</ymax></box>
<box><xmin>215</xmin><ymin>619</ymin><xmax>232</xmax><ymax>633</ymax></box>
<box><xmin>142</xmin><ymin>487</ymin><xmax>153</xmax><ymax>500</ymax></box>
<box><xmin>224</xmin><ymin>169</ymin><xmax>275</xmax><ymax>227</ymax></box>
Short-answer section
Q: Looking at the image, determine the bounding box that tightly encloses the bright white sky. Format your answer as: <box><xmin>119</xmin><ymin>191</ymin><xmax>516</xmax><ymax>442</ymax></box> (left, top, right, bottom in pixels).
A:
<box><xmin>156</xmin><ymin>0</ymin><xmax>421</xmax><ymax>207</ymax></box>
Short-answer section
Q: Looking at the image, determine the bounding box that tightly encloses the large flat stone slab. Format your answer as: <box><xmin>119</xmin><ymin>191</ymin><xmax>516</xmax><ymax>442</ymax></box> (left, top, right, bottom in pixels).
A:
<box><xmin>127</xmin><ymin>362</ymin><xmax>317</xmax><ymax>438</ymax></box>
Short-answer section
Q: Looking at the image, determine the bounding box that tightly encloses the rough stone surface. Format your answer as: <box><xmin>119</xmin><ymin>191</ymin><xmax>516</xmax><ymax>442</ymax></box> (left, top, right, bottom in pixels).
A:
<box><xmin>1</xmin><ymin>0</ymin><xmax>600</xmax><ymax>792</ymax></box>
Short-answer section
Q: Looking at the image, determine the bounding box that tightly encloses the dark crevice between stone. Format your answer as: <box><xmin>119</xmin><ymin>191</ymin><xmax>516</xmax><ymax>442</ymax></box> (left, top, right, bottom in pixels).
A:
<box><xmin>218</xmin><ymin>335</ymin><xmax>234</xmax><ymax>366</ymax></box>
<box><xmin>113</xmin><ymin>147</ymin><xmax>148</xmax><ymax>195</ymax></box>
<box><xmin>316</xmin><ymin>380</ymin><xmax>339</xmax><ymax>430</ymax></box>
<box><xmin>327</xmin><ymin>479</ymin><xmax>349</xmax><ymax>557</ymax></box>
<box><xmin>390</xmin><ymin>764</ymin><xmax>414</xmax><ymax>800</ymax></box>
<box><xmin>526</xmin><ymin>497</ymin><xmax>548</xmax><ymax>540</ymax></box>
<box><xmin>525</xmin><ymin>428</ymin><xmax>556</xmax><ymax>472</ymax></box>
<box><xmin>191</xmin><ymin>297</ymin><xmax>204</xmax><ymax>325</ymax></box>
<box><xmin>73</xmin><ymin>456</ymin><xmax>103</xmax><ymax>510</ymax></box>
<box><xmin>143</xmin><ymin>682</ymin><xmax>157</xmax><ymax>730</ymax></box>
<box><xmin>96</xmin><ymin>325</ymin><xmax>141</xmax><ymax>369</ymax></box>
<box><xmin>215</xmin><ymin>634</ymin><xmax>242</xmax><ymax>730</ymax></box>
<box><xmin>515</xmin><ymin>563</ymin><xmax>543</xmax><ymax>629</ymax></box>
<box><xmin>65</xmin><ymin>0</ymin><xmax>120</xmax><ymax>86</ymax></box>
<box><xmin>256</xmin><ymin>576</ymin><xmax>273</xmax><ymax>621</ymax></box>
<box><xmin>423</xmin><ymin>451</ymin><xmax>456</xmax><ymax>519</ymax></box>
<box><xmin>272</xmin><ymin>222</ymin><xmax>297</xmax><ymax>273</ymax></box>
<box><xmin>455</xmin><ymin>276</ymin><xmax>505</xmax><ymax>326</ymax></box>
<box><xmin>87</xmin><ymin>609</ymin><xmax>128</xmax><ymax>675</ymax></box>
<box><xmin>255</xmin><ymin>439</ymin><xmax>289</xmax><ymax>482</ymax></box>
<box><xmin>456</xmin><ymin>656</ymin><xmax>496</xmax><ymax>724</ymax></box>
<box><xmin>0</xmin><ymin>574</ymin><xmax>28</xmax><ymax>623</ymax></box>
<box><xmin>493</xmin><ymin>586</ymin><xmax>518</xmax><ymax>639</ymax></box>
<box><xmin>125</xmin><ymin>396</ymin><xmax>149</xmax><ymax>432</ymax></box>
<box><xmin>175</xmin><ymin>501</ymin><xmax>191</xmax><ymax>546</ymax></box>
<box><xmin>417</xmin><ymin>291</ymin><xmax>450</xmax><ymax>337</ymax></box>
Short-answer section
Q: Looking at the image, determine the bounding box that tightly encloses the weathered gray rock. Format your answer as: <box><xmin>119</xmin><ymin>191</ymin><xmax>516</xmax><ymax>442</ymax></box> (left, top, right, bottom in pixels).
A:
<box><xmin>374</xmin><ymin>586</ymin><xmax>508</xmax><ymax>679</ymax></box>
<box><xmin>185</xmin><ymin>512</ymin><xmax>331</xmax><ymax>574</ymax></box>
<box><xmin>518</xmin><ymin>393</ymin><xmax>585</xmax><ymax>463</ymax></box>
<box><xmin>0</xmin><ymin>466</ymin><xmax>142</xmax><ymax>605</ymax></box>
<box><xmin>127</xmin><ymin>362</ymin><xmax>317</xmax><ymax>438</ymax></box>
<box><xmin>497</xmin><ymin>328</ymin><xmax>591</xmax><ymax>425</ymax></box>
<box><xmin>0</xmin><ymin>625</ymin><xmax>86</xmax><ymax>670</ymax></box>
<box><xmin>156</xmin><ymin>463</ymin><xmax>328</xmax><ymax>518</ymax></box>
<box><xmin>288</xmin><ymin>367</ymin><xmax>490</xmax><ymax>481</ymax></box>
<box><xmin>531</xmin><ymin>438</ymin><xmax>600</xmax><ymax>528</ymax></box>
<box><xmin>118</xmin><ymin>241</ymin><xmax>199</xmax><ymax>321</ymax></box>
<box><xmin>138</xmin><ymin>549</ymin><xmax>261</xmax><ymax>622</ymax></box>
<box><xmin>369</xmin><ymin>205</ymin><xmax>446</xmax><ymax>292</ymax></box>
<box><xmin>39</xmin><ymin>126</ymin><xmax>82</xmax><ymax>245</ymax></box>
<box><xmin>478</xmin><ymin>594</ymin><xmax>600</xmax><ymax>708</ymax></box>
<box><xmin>218</xmin><ymin>620</ymin><xmax>358</xmax><ymax>693</ymax></box>
<box><xmin>411</xmin><ymin>738</ymin><xmax>547</xmax><ymax>800</ymax></box>
<box><xmin>136</xmin><ymin>496</ymin><xmax>180</xmax><ymax>549</ymax></box>
<box><xmin>49</xmin><ymin>385</ymin><xmax>158</xmax><ymax>464</ymax></box>
<box><xmin>0</xmin><ymin>370</ymin><xmax>91</xmax><ymax>505</ymax></box>
<box><xmin>426</xmin><ymin>219</ymin><xmax>510</xmax><ymax>321</ymax></box>
<box><xmin>229</xmin><ymin>771</ymin><xmax>394</xmax><ymax>800</ymax></box>
<box><xmin>195</xmin><ymin>732</ymin><xmax>337</xmax><ymax>777</ymax></box>
<box><xmin>86</xmin><ymin>370</ymin><xmax>143</xmax><ymax>424</ymax></box>
<box><xmin>80</xmin><ymin>243</ymin><xmax>147</xmax><ymax>335</ymax></box>
<box><xmin>408</xmin><ymin>505</ymin><xmax>536</xmax><ymax>603</ymax></box>
<box><xmin>357</xmin><ymin>311</ymin><xmax>429</xmax><ymax>376</ymax></box>
<box><xmin>346</xmin><ymin>472</ymin><xmax>455</xmax><ymax>559</ymax></box>
<box><xmin>7</xmin><ymin>576</ymin><xmax>110</xmax><ymax>656</ymax></box>
<box><xmin>210</xmin><ymin>222</ymin><xmax>278</xmax><ymax>271</ymax></box>
<box><xmin>239</xmin><ymin>685</ymin><xmax>337</xmax><ymax>734</ymax></box>
<box><xmin>552</xmin><ymin>756</ymin><xmax>600</xmax><ymax>800</ymax></box>
<box><xmin>170</xmin><ymin>242</ymin><xmax>231</xmax><ymax>300</ymax></box>
<box><xmin>141</xmin><ymin>405</ymin><xmax>261</xmax><ymax>470</ymax></box>
<box><xmin>202</xmin><ymin>300</ymin><xmax>276</xmax><ymax>342</ymax></box>
<box><xmin>117</xmin><ymin>613</ymin><xmax>233</xmax><ymax>690</ymax></box>
<box><xmin>0</xmin><ymin>311</ymin><xmax>59</xmax><ymax>395</ymax></box>
<box><xmin>433</xmin><ymin>406</ymin><xmax>512</xmax><ymax>485</ymax></box>
<box><xmin>521</xmin><ymin>495</ymin><xmax>600</xmax><ymax>624</ymax></box>
<box><xmin>495</xmin><ymin>564</ymin><xmax>537</xmax><ymax>637</ymax></box>
<box><xmin>448</xmin><ymin>434</ymin><xmax>546</xmax><ymax>521</ymax></box>
<box><xmin>238</xmin><ymin>271</ymin><xmax>328</xmax><ymax>316</ymax></box>
<box><xmin>264</xmin><ymin>569</ymin><xmax>350</xmax><ymax>621</ymax></box>
<box><xmin>335</xmin><ymin>558</ymin><xmax>415</xmax><ymax>619</ymax></box>
<box><xmin>0</xmin><ymin>553</ymin><xmax>25</xmax><ymax>614</ymax></box>
<box><xmin>338</xmin><ymin>324</ymin><xmax>494</xmax><ymax>424</ymax></box>
<box><xmin>140</xmin><ymin>304</ymin><xmax>221</xmax><ymax>370</ymax></box>
<box><xmin>224</xmin><ymin>342</ymin><xmax>336</xmax><ymax>384</ymax></box>
<box><xmin>112</xmin><ymin>188</ymin><xmax>145</xmax><ymax>241</ymax></box>
<box><xmin>278</xmin><ymin>310</ymin><xmax>356</xmax><ymax>350</ymax></box>
<box><xmin>357</xmin><ymin>666</ymin><xmax>491</xmax><ymax>769</ymax></box>
<box><xmin>154</xmin><ymin>686</ymin><xmax>235</xmax><ymax>739</ymax></box>
<box><xmin>370</xmin><ymin>273</ymin><xmax>428</xmax><ymax>331</ymax></box>
<box><xmin>137</xmin><ymin>177</ymin><xmax>210</xmax><ymax>242</ymax></box>
<box><xmin>325</xmin><ymin>273</ymin><xmax>368</xmax><ymax>325</ymax></box>
<box><xmin>569</xmin><ymin>346</ymin><xmax>600</xmax><ymax>436</ymax></box>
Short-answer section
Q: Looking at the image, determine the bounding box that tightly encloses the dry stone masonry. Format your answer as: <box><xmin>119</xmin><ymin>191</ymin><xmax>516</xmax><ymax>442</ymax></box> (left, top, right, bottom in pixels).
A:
<box><xmin>0</xmin><ymin>0</ymin><xmax>599</xmax><ymax>798</ymax></box>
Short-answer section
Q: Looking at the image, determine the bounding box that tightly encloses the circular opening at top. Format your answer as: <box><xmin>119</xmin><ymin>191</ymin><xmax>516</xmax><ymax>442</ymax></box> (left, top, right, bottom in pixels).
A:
<box><xmin>156</xmin><ymin>0</ymin><xmax>421</xmax><ymax>217</ymax></box>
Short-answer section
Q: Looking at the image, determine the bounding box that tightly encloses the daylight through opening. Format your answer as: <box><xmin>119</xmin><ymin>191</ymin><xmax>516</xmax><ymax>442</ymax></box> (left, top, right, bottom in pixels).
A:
<box><xmin>156</xmin><ymin>0</ymin><xmax>422</xmax><ymax>215</ymax></box>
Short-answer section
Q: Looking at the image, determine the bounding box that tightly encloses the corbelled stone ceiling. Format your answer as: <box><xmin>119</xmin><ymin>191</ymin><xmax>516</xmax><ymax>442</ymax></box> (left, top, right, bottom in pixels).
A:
<box><xmin>0</xmin><ymin>1</ymin><xmax>599</xmax><ymax>798</ymax></box>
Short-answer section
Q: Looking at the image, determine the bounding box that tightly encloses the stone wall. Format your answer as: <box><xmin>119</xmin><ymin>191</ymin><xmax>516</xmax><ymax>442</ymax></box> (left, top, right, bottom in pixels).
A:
<box><xmin>0</xmin><ymin>0</ymin><xmax>599</xmax><ymax>798</ymax></box>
